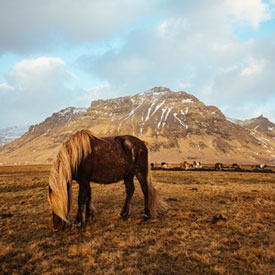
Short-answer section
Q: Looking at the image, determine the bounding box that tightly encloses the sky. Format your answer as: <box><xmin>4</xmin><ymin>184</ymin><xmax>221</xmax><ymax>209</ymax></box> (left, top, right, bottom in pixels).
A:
<box><xmin>0</xmin><ymin>0</ymin><xmax>275</xmax><ymax>129</ymax></box>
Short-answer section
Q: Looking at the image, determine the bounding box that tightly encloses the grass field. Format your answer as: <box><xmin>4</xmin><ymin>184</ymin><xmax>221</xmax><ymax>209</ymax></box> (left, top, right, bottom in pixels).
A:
<box><xmin>0</xmin><ymin>165</ymin><xmax>274</xmax><ymax>274</ymax></box>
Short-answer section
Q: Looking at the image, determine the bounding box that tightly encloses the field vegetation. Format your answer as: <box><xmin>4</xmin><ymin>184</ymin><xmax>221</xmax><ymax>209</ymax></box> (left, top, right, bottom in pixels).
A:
<box><xmin>0</xmin><ymin>165</ymin><xmax>274</xmax><ymax>274</ymax></box>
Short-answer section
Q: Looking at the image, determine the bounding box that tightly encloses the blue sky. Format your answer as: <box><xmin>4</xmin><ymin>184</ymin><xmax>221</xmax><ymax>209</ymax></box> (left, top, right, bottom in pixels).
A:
<box><xmin>0</xmin><ymin>0</ymin><xmax>275</xmax><ymax>128</ymax></box>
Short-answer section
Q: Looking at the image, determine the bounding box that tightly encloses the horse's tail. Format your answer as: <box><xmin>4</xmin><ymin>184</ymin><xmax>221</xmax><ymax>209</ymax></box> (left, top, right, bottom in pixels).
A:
<box><xmin>48</xmin><ymin>130</ymin><xmax>93</xmax><ymax>222</ymax></box>
<box><xmin>145</xmin><ymin>149</ymin><xmax>168</xmax><ymax>217</ymax></box>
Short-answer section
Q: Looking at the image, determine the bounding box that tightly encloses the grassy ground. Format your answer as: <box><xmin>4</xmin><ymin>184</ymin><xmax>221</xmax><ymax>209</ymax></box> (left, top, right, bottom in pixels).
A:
<box><xmin>0</xmin><ymin>165</ymin><xmax>274</xmax><ymax>274</ymax></box>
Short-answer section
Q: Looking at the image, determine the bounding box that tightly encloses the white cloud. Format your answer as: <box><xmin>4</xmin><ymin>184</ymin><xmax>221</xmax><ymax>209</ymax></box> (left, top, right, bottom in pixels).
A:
<box><xmin>240</xmin><ymin>57</ymin><xmax>264</xmax><ymax>76</ymax></box>
<box><xmin>78</xmin><ymin>82</ymin><xmax>112</xmax><ymax>105</ymax></box>
<box><xmin>0</xmin><ymin>57</ymin><xmax>77</xmax><ymax>128</ymax></box>
<box><xmin>0</xmin><ymin>83</ymin><xmax>14</xmax><ymax>91</ymax></box>
<box><xmin>157</xmin><ymin>18</ymin><xmax>190</xmax><ymax>38</ymax></box>
<box><xmin>226</xmin><ymin>0</ymin><xmax>271</xmax><ymax>28</ymax></box>
<box><xmin>6</xmin><ymin>57</ymin><xmax>73</xmax><ymax>94</ymax></box>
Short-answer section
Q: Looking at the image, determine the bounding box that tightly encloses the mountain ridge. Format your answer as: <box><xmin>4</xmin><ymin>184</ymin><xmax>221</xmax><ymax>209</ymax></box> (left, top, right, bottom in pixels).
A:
<box><xmin>0</xmin><ymin>87</ymin><xmax>274</xmax><ymax>165</ymax></box>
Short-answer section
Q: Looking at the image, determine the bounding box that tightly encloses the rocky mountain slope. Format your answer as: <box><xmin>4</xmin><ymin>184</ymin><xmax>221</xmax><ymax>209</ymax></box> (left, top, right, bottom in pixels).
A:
<box><xmin>27</xmin><ymin>107</ymin><xmax>87</xmax><ymax>137</ymax></box>
<box><xmin>229</xmin><ymin>115</ymin><xmax>275</xmax><ymax>137</ymax></box>
<box><xmin>0</xmin><ymin>87</ymin><xmax>274</xmax><ymax>165</ymax></box>
<box><xmin>0</xmin><ymin>107</ymin><xmax>86</xmax><ymax>148</ymax></box>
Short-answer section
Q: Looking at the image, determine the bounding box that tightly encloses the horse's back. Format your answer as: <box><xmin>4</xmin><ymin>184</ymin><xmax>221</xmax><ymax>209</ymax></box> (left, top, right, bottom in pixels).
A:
<box><xmin>77</xmin><ymin>135</ymin><xmax>148</xmax><ymax>184</ymax></box>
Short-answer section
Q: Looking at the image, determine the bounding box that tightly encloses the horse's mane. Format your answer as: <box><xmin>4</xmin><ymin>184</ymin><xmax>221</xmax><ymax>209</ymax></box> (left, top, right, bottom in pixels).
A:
<box><xmin>48</xmin><ymin>130</ymin><xmax>99</xmax><ymax>222</ymax></box>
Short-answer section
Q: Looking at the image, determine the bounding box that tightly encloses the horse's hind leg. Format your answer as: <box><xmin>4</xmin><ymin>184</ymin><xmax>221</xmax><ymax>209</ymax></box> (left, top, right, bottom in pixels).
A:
<box><xmin>135</xmin><ymin>171</ymin><xmax>150</xmax><ymax>219</ymax></box>
<box><xmin>86</xmin><ymin>184</ymin><xmax>95</xmax><ymax>221</ymax></box>
<box><xmin>119</xmin><ymin>173</ymin><xmax>135</xmax><ymax>220</ymax></box>
<box><xmin>75</xmin><ymin>180</ymin><xmax>89</xmax><ymax>227</ymax></box>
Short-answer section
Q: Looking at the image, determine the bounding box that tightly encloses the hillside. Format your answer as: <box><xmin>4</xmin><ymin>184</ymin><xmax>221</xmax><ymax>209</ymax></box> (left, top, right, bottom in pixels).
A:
<box><xmin>0</xmin><ymin>87</ymin><xmax>274</xmax><ymax>165</ymax></box>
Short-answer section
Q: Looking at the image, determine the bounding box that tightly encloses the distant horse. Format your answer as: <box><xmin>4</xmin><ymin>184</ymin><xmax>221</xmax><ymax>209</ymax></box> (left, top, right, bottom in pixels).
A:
<box><xmin>180</xmin><ymin>161</ymin><xmax>191</xmax><ymax>170</ymax></box>
<box><xmin>214</xmin><ymin>162</ymin><xmax>223</xmax><ymax>171</ymax></box>
<box><xmin>48</xmin><ymin>130</ymin><xmax>167</xmax><ymax>232</ymax></box>
<box><xmin>256</xmin><ymin>164</ymin><xmax>267</xmax><ymax>169</ymax></box>
<box><xmin>232</xmin><ymin>163</ymin><xmax>241</xmax><ymax>170</ymax></box>
<box><xmin>193</xmin><ymin>161</ymin><xmax>202</xmax><ymax>169</ymax></box>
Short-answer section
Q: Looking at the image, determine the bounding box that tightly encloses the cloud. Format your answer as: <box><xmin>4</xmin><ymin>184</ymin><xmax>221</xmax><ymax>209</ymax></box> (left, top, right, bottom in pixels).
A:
<box><xmin>226</xmin><ymin>0</ymin><xmax>271</xmax><ymax>29</ymax></box>
<box><xmin>0</xmin><ymin>0</ymin><xmax>150</xmax><ymax>54</ymax></box>
<box><xmin>6</xmin><ymin>57</ymin><xmax>74</xmax><ymax>95</ymax></box>
<box><xmin>0</xmin><ymin>57</ymin><xmax>77</xmax><ymax>128</ymax></box>
<box><xmin>75</xmin><ymin>82</ymin><xmax>113</xmax><ymax>106</ymax></box>
<box><xmin>0</xmin><ymin>83</ymin><xmax>14</xmax><ymax>91</ymax></box>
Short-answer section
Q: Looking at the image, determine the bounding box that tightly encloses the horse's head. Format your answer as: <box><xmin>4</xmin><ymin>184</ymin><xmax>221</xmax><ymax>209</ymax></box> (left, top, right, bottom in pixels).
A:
<box><xmin>48</xmin><ymin>185</ymin><xmax>67</xmax><ymax>232</ymax></box>
<box><xmin>52</xmin><ymin>212</ymin><xmax>66</xmax><ymax>232</ymax></box>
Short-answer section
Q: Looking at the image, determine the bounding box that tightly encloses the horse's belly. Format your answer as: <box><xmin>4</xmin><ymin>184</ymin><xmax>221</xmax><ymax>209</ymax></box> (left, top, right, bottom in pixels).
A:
<box><xmin>79</xmin><ymin>137</ymin><xmax>135</xmax><ymax>184</ymax></box>
<box><xmin>90</xmin><ymin>164</ymin><xmax>129</xmax><ymax>183</ymax></box>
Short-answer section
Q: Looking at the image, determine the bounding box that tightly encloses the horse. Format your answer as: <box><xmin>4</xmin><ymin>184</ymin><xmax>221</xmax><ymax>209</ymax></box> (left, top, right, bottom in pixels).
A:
<box><xmin>214</xmin><ymin>162</ymin><xmax>223</xmax><ymax>171</ymax></box>
<box><xmin>232</xmin><ymin>163</ymin><xmax>241</xmax><ymax>170</ymax></box>
<box><xmin>256</xmin><ymin>164</ymin><xmax>267</xmax><ymax>169</ymax></box>
<box><xmin>180</xmin><ymin>161</ymin><xmax>191</xmax><ymax>170</ymax></box>
<box><xmin>193</xmin><ymin>161</ymin><xmax>202</xmax><ymax>169</ymax></box>
<box><xmin>48</xmin><ymin>130</ymin><xmax>167</xmax><ymax>232</ymax></box>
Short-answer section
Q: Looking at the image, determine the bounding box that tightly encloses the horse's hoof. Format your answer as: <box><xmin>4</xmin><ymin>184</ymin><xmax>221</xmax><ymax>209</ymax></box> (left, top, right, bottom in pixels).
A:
<box><xmin>73</xmin><ymin>222</ymin><xmax>83</xmax><ymax>229</ymax></box>
<box><xmin>141</xmin><ymin>214</ymin><xmax>150</xmax><ymax>221</ymax></box>
<box><xmin>74</xmin><ymin>218</ymin><xmax>81</xmax><ymax>224</ymax></box>
<box><xmin>118</xmin><ymin>213</ymin><xmax>129</xmax><ymax>221</ymax></box>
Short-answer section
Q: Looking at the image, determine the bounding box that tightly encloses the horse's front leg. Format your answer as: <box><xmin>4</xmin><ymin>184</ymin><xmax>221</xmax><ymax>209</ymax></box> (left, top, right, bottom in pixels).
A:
<box><xmin>75</xmin><ymin>181</ymin><xmax>89</xmax><ymax>228</ymax></box>
<box><xmin>119</xmin><ymin>174</ymin><xmax>135</xmax><ymax>220</ymax></box>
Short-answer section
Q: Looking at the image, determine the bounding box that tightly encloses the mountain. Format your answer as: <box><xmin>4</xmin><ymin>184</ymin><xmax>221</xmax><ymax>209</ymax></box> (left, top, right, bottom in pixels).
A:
<box><xmin>0</xmin><ymin>107</ymin><xmax>86</xmax><ymax>148</ymax></box>
<box><xmin>27</xmin><ymin>107</ymin><xmax>87</xmax><ymax>137</ymax></box>
<box><xmin>0</xmin><ymin>87</ymin><xmax>274</xmax><ymax>165</ymax></box>
<box><xmin>0</xmin><ymin>125</ymin><xmax>29</xmax><ymax>148</ymax></box>
<box><xmin>229</xmin><ymin>115</ymin><xmax>275</xmax><ymax>137</ymax></box>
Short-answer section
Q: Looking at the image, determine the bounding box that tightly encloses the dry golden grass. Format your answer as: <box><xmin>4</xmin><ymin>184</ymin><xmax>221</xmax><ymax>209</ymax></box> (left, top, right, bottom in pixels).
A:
<box><xmin>0</xmin><ymin>165</ymin><xmax>274</xmax><ymax>274</ymax></box>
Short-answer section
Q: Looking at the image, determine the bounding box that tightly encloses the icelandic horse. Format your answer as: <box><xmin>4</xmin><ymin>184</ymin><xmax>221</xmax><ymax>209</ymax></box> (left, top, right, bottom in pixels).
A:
<box><xmin>48</xmin><ymin>130</ymin><xmax>167</xmax><ymax>232</ymax></box>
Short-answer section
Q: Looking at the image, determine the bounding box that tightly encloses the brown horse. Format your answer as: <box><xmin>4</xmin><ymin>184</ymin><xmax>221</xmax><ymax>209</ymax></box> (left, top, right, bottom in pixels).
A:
<box><xmin>214</xmin><ymin>162</ymin><xmax>223</xmax><ymax>171</ymax></box>
<box><xmin>180</xmin><ymin>161</ymin><xmax>191</xmax><ymax>170</ymax></box>
<box><xmin>232</xmin><ymin>163</ymin><xmax>241</xmax><ymax>170</ymax></box>
<box><xmin>48</xmin><ymin>130</ymin><xmax>167</xmax><ymax>232</ymax></box>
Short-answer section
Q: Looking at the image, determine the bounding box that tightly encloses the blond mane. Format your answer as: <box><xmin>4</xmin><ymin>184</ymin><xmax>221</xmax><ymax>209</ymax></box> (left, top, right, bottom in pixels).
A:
<box><xmin>48</xmin><ymin>130</ymin><xmax>98</xmax><ymax>222</ymax></box>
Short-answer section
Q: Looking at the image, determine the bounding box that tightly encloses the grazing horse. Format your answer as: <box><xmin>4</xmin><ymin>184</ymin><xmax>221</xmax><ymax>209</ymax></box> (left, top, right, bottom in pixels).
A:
<box><xmin>256</xmin><ymin>164</ymin><xmax>267</xmax><ymax>169</ymax></box>
<box><xmin>48</xmin><ymin>130</ymin><xmax>167</xmax><ymax>232</ymax></box>
<box><xmin>180</xmin><ymin>161</ymin><xmax>191</xmax><ymax>170</ymax></box>
<box><xmin>232</xmin><ymin>163</ymin><xmax>241</xmax><ymax>170</ymax></box>
<box><xmin>214</xmin><ymin>162</ymin><xmax>223</xmax><ymax>171</ymax></box>
<box><xmin>193</xmin><ymin>161</ymin><xmax>202</xmax><ymax>169</ymax></box>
